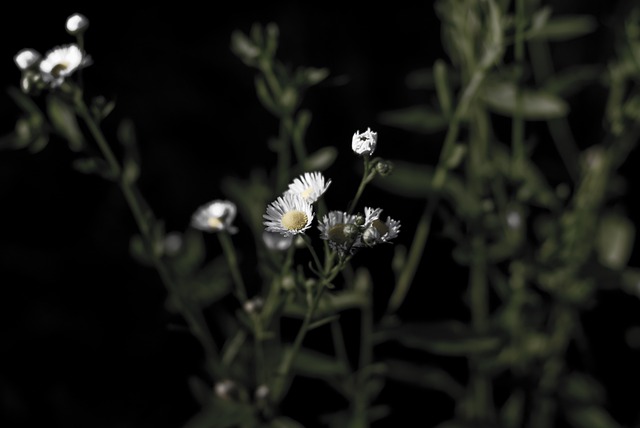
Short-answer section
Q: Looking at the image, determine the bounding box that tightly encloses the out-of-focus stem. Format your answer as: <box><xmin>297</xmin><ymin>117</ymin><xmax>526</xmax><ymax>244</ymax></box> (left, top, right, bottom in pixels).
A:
<box><xmin>218</xmin><ymin>231</ymin><xmax>248</xmax><ymax>303</ymax></box>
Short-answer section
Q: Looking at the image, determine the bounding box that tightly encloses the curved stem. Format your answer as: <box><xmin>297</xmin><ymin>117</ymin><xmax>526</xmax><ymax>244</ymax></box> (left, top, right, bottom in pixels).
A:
<box><xmin>75</xmin><ymin>97</ymin><xmax>221</xmax><ymax>376</ymax></box>
<box><xmin>348</xmin><ymin>156</ymin><xmax>372</xmax><ymax>214</ymax></box>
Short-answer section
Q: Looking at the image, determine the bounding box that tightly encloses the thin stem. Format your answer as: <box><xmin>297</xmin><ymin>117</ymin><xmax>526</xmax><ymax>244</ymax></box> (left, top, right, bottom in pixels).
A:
<box><xmin>352</xmin><ymin>286</ymin><xmax>374</xmax><ymax>428</ymax></box>
<box><xmin>384</xmin><ymin>41</ymin><xmax>502</xmax><ymax>317</ymax></box>
<box><xmin>512</xmin><ymin>0</ymin><xmax>526</xmax><ymax>177</ymax></box>
<box><xmin>75</xmin><ymin>97</ymin><xmax>221</xmax><ymax>376</ymax></box>
<box><xmin>270</xmin><ymin>284</ymin><xmax>327</xmax><ymax>403</ymax></box>
<box><xmin>218</xmin><ymin>231</ymin><xmax>248</xmax><ymax>303</ymax></box>
<box><xmin>348</xmin><ymin>156</ymin><xmax>372</xmax><ymax>214</ymax></box>
<box><xmin>302</xmin><ymin>234</ymin><xmax>324</xmax><ymax>275</ymax></box>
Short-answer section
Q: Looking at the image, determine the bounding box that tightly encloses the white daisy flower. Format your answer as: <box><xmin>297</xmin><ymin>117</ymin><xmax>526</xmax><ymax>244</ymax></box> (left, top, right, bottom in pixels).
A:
<box><xmin>262</xmin><ymin>230</ymin><xmax>293</xmax><ymax>251</ymax></box>
<box><xmin>191</xmin><ymin>200</ymin><xmax>238</xmax><ymax>234</ymax></box>
<box><xmin>66</xmin><ymin>13</ymin><xmax>89</xmax><ymax>35</ymax></box>
<box><xmin>352</xmin><ymin>127</ymin><xmax>377</xmax><ymax>156</ymax></box>
<box><xmin>39</xmin><ymin>44</ymin><xmax>91</xmax><ymax>87</ymax></box>
<box><xmin>285</xmin><ymin>171</ymin><xmax>331</xmax><ymax>204</ymax></box>
<box><xmin>318</xmin><ymin>210</ymin><xmax>360</xmax><ymax>254</ymax></box>
<box><xmin>14</xmin><ymin>49</ymin><xmax>41</xmax><ymax>70</ymax></box>
<box><xmin>361</xmin><ymin>207</ymin><xmax>401</xmax><ymax>246</ymax></box>
<box><xmin>263</xmin><ymin>193</ymin><xmax>313</xmax><ymax>237</ymax></box>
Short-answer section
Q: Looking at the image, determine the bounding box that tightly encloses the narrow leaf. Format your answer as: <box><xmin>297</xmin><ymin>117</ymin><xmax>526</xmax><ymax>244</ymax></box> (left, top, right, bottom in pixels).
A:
<box><xmin>596</xmin><ymin>212</ymin><xmax>635</xmax><ymax>270</ymax></box>
<box><xmin>384</xmin><ymin>359</ymin><xmax>464</xmax><ymax>399</ymax></box>
<box><xmin>482</xmin><ymin>81</ymin><xmax>569</xmax><ymax>120</ymax></box>
<box><xmin>47</xmin><ymin>95</ymin><xmax>84</xmax><ymax>151</ymax></box>
<box><xmin>528</xmin><ymin>15</ymin><xmax>598</xmax><ymax>41</ymax></box>
<box><xmin>378</xmin><ymin>105</ymin><xmax>448</xmax><ymax>134</ymax></box>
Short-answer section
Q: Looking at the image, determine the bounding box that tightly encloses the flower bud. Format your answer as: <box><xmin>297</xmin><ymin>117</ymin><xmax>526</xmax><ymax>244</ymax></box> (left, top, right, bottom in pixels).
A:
<box><xmin>66</xmin><ymin>13</ymin><xmax>89</xmax><ymax>35</ymax></box>
<box><xmin>354</xmin><ymin>213</ymin><xmax>365</xmax><ymax>227</ymax></box>
<box><xmin>375</xmin><ymin>160</ymin><xmax>393</xmax><ymax>176</ymax></box>
<box><xmin>362</xmin><ymin>226</ymin><xmax>381</xmax><ymax>247</ymax></box>
<box><xmin>352</xmin><ymin>127</ymin><xmax>377</xmax><ymax>156</ymax></box>
<box><xmin>243</xmin><ymin>296</ymin><xmax>265</xmax><ymax>314</ymax></box>
<box><xmin>214</xmin><ymin>379</ymin><xmax>238</xmax><ymax>401</ymax></box>
<box><xmin>14</xmin><ymin>49</ymin><xmax>41</xmax><ymax>71</ymax></box>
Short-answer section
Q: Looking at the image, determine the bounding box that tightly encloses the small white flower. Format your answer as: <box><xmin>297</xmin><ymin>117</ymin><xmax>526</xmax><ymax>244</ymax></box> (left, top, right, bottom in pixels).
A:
<box><xmin>263</xmin><ymin>193</ymin><xmax>313</xmax><ymax>237</ymax></box>
<box><xmin>39</xmin><ymin>44</ymin><xmax>91</xmax><ymax>87</ymax></box>
<box><xmin>352</xmin><ymin>127</ymin><xmax>377</xmax><ymax>156</ymax></box>
<box><xmin>191</xmin><ymin>200</ymin><xmax>238</xmax><ymax>234</ymax></box>
<box><xmin>361</xmin><ymin>207</ymin><xmax>401</xmax><ymax>246</ymax></box>
<box><xmin>14</xmin><ymin>49</ymin><xmax>41</xmax><ymax>70</ymax></box>
<box><xmin>318</xmin><ymin>210</ymin><xmax>360</xmax><ymax>254</ymax></box>
<box><xmin>285</xmin><ymin>171</ymin><xmax>331</xmax><ymax>204</ymax></box>
<box><xmin>262</xmin><ymin>230</ymin><xmax>293</xmax><ymax>251</ymax></box>
<box><xmin>66</xmin><ymin>13</ymin><xmax>89</xmax><ymax>35</ymax></box>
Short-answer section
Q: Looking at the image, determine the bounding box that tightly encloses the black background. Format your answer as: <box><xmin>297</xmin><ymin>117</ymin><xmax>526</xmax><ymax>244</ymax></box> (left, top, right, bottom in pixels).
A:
<box><xmin>1</xmin><ymin>1</ymin><xmax>640</xmax><ymax>427</ymax></box>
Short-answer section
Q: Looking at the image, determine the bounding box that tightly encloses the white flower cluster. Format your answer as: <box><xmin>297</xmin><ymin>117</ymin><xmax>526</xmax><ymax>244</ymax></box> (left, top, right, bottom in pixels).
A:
<box><xmin>13</xmin><ymin>14</ymin><xmax>91</xmax><ymax>91</ymax></box>
<box><xmin>262</xmin><ymin>128</ymin><xmax>400</xmax><ymax>256</ymax></box>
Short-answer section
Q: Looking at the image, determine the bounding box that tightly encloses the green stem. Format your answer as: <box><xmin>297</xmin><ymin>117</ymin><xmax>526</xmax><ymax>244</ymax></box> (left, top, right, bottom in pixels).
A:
<box><xmin>512</xmin><ymin>0</ymin><xmax>526</xmax><ymax>177</ymax></box>
<box><xmin>353</xmin><ymin>286</ymin><xmax>374</xmax><ymax>427</ymax></box>
<box><xmin>76</xmin><ymin>98</ymin><xmax>221</xmax><ymax>376</ymax></box>
<box><xmin>302</xmin><ymin>234</ymin><xmax>324</xmax><ymax>275</ymax></box>
<box><xmin>348</xmin><ymin>155</ymin><xmax>372</xmax><ymax>214</ymax></box>
<box><xmin>384</xmin><ymin>41</ymin><xmax>502</xmax><ymax>317</ymax></box>
<box><xmin>218</xmin><ymin>231</ymin><xmax>248</xmax><ymax>303</ymax></box>
<box><xmin>270</xmin><ymin>284</ymin><xmax>327</xmax><ymax>403</ymax></box>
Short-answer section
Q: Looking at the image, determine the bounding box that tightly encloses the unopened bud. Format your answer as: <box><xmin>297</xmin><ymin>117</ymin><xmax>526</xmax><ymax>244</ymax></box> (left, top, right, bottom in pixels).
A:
<box><xmin>214</xmin><ymin>379</ymin><xmax>237</xmax><ymax>400</ymax></box>
<box><xmin>375</xmin><ymin>160</ymin><xmax>393</xmax><ymax>176</ymax></box>
<box><xmin>14</xmin><ymin>49</ymin><xmax>41</xmax><ymax>71</ymax></box>
<box><xmin>354</xmin><ymin>214</ymin><xmax>365</xmax><ymax>227</ymax></box>
<box><xmin>243</xmin><ymin>296</ymin><xmax>265</xmax><ymax>314</ymax></box>
<box><xmin>66</xmin><ymin>13</ymin><xmax>89</xmax><ymax>35</ymax></box>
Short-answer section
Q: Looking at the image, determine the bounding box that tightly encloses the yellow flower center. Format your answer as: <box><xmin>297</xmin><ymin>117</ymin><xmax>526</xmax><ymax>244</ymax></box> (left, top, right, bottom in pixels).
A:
<box><xmin>51</xmin><ymin>62</ymin><xmax>70</xmax><ymax>78</ymax></box>
<box><xmin>281</xmin><ymin>210</ymin><xmax>308</xmax><ymax>231</ymax></box>
<box><xmin>207</xmin><ymin>217</ymin><xmax>223</xmax><ymax>229</ymax></box>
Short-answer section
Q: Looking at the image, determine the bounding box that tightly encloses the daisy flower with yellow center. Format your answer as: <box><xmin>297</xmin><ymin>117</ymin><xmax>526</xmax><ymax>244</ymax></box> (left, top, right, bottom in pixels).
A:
<box><xmin>285</xmin><ymin>171</ymin><xmax>331</xmax><ymax>204</ymax></box>
<box><xmin>39</xmin><ymin>44</ymin><xmax>91</xmax><ymax>87</ymax></box>
<box><xmin>191</xmin><ymin>200</ymin><xmax>238</xmax><ymax>234</ymax></box>
<box><xmin>263</xmin><ymin>193</ymin><xmax>314</xmax><ymax>237</ymax></box>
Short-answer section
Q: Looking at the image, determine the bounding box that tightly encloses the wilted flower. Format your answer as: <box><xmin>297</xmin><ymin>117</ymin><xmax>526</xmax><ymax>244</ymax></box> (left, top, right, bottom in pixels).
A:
<box><xmin>65</xmin><ymin>13</ymin><xmax>89</xmax><ymax>35</ymax></box>
<box><xmin>285</xmin><ymin>171</ymin><xmax>331</xmax><ymax>204</ymax></box>
<box><xmin>14</xmin><ymin>49</ymin><xmax>41</xmax><ymax>71</ymax></box>
<box><xmin>361</xmin><ymin>207</ymin><xmax>401</xmax><ymax>246</ymax></box>
<box><xmin>39</xmin><ymin>44</ymin><xmax>91</xmax><ymax>87</ymax></box>
<box><xmin>262</xmin><ymin>230</ymin><xmax>293</xmax><ymax>251</ymax></box>
<box><xmin>352</xmin><ymin>127</ymin><xmax>377</xmax><ymax>156</ymax></box>
<box><xmin>263</xmin><ymin>193</ymin><xmax>313</xmax><ymax>237</ymax></box>
<box><xmin>318</xmin><ymin>210</ymin><xmax>360</xmax><ymax>255</ymax></box>
<box><xmin>191</xmin><ymin>200</ymin><xmax>238</xmax><ymax>234</ymax></box>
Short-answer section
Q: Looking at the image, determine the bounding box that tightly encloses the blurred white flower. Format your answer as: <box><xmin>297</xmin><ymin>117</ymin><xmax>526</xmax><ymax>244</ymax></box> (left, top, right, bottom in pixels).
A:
<box><xmin>14</xmin><ymin>49</ymin><xmax>41</xmax><ymax>70</ymax></box>
<box><xmin>39</xmin><ymin>44</ymin><xmax>91</xmax><ymax>87</ymax></box>
<box><xmin>352</xmin><ymin>127</ymin><xmax>377</xmax><ymax>156</ymax></box>
<box><xmin>65</xmin><ymin>13</ymin><xmax>89</xmax><ymax>35</ymax></box>
<box><xmin>262</xmin><ymin>231</ymin><xmax>293</xmax><ymax>251</ymax></box>
<box><xmin>263</xmin><ymin>193</ymin><xmax>313</xmax><ymax>237</ymax></box>
<box><xmin>191</xmin><ymin>200</ymin><xmax>238</xmax><ymax>233</ymax></box>
<box><xmin>285</xmin><ymin>171</ymin><xmax>331</xmax><ymax>204</ymax></box>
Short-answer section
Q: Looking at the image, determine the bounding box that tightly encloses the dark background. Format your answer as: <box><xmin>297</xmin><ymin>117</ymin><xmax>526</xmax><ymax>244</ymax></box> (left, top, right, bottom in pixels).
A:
<box><xmin>1</xmin><ymin>1</ymin><xmax>640</xmax><ymax>427</ymax></box>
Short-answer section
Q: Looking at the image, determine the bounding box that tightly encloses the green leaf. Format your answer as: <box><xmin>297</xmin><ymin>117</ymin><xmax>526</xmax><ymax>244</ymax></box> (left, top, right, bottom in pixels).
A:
<box><xmin>290</xmin><ymin>347</ymin><xmax>350</xmax><ymax>378</ymax></box>
<box><xmin>596</xmin><ymin>213</ymin><xmax>635</xmax><ymax>270</ymax></box>
<box><xmin>170</xmin><ymin>229</ymin><xmax>206</xmax><ymax>276</ymax></box>
<box><xmin>283</xmin><ymin>290</ymin><xmax>367</xmax><ymax>318</ymax></box>
<box><xmin>90</xmin><ymin>96</ymin><xmax>116</xmax><ymax>122</ymax></box>
<box><xmin>528</xmin><ymin>15</ymin><xmax>598</xmax><ymax>41</ymax></box>
<box><xmin>187</xmin><ymin>376</ymin><xmax>212</xmax><ymax>407</ymax></box>
<box><xmin>271</xmin><ymin>416</ymin><xmax>306</xmax><ymax>428</ymax></box>
<box><xmin>378</xmin><ymin>105</ymin><xmax>448</xmax><ymax>134</ymax></box>
<box><xmin>297</xmin><ymin>146</ymin><xmax>337</xmax><ymax>173</ymax></box>
<box><xmin>230</xmin><ymin>29</ymin><xmax>260</xmax><ymax>66</ymax></box>
<box><xmin>375</xmin><ymin>320</ymin><xmax>503</xmax><ymax>356</ymax></box>
<box><xmin>500</xmin><ymin>390</ymin><xmax>525</xmax><ymax>428</ymax></box>
<box><xmin>46</xmin><ymin>95</ymin><xmax>84</xmax><ymax>151</ymax></box>
<box><xmin>564</xmin><ymin>406</ymin><xmax>622</xmax><ymax>428</ymax></box>
<box><xmin>560</xmin><ymin>372</ymin><xmax>606</xmax><ymax>405</ymax></box>
<box><xmin>255</xmin><ymin>75</ymin><xmax>280</xmax><ymax>116</ymax></box>
<box><xmin>540</xmin><ymin>65</ymin><xmax>602</xmax><ymax>97</ymax></box>
<box><xmin>171</xmin><ymin>256</ymin><xmax>232</xmax><ymax>309</ymax></box>
<box><xmin>181</xmin><ymin>400</ymin><xmax>257</xmax><ymax>428</ymax></box>
<box><xmin>0</xmin><ymin>133</ymin><xmax>28</xmax><ymax>150</ymax></box>
<box><xmin>482</xmin><ymin>81</ymin><xmax>569</xmax><ymax>120</ymax></box>
<box><xmin>7</xmin><ymin>86</ymin><xmax>42</xmax><ymax>116</ymax></box>
<box><xmin>72</xmin><ymin>157</ymin><xmax>117</xmax><ymax>181</ymax></box>
<box><xmin>434</xmin><ymin>59</ymin><xmax>453</xmax><ymax>117</ymax></box>
<box><xmin>383</xmin><ymin>359</ymin><xmax>464</xmax><ymax>399</ymax></box>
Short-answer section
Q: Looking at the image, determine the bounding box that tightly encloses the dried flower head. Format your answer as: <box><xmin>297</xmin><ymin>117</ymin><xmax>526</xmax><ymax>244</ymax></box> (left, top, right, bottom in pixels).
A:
<box><xmin>318</xmin><ymin>210</ymin><xmax>360</xmax><ymax>255</ymax></box>
<box><xmin>352</xmin><ymin>127</ymin><xmax>377</xmax><ymax>156</ymax></box>
<box><xmin>362</xmin><ymin>207</ymin><xmax>401</xmax><ymax>246</ymax></box>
